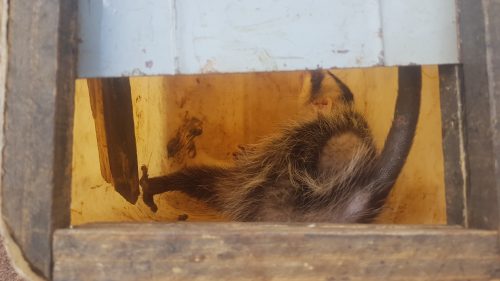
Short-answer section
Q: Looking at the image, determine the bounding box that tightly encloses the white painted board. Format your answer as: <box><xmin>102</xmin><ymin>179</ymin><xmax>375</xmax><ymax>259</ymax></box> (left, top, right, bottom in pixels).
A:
<box><xmin>78</xmin><ymin>0</ymin><xmax>459</xmax><ymax>77</ymax></box>
<box><xmin>381</xmin><ymin>0</ymin><xmax>459</xmax><ymax>66</ymax></box>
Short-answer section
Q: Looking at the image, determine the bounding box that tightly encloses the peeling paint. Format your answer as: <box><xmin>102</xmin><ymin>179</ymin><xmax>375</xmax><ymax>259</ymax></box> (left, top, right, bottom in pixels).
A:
<box><xmin>122</xmin><ymin>68</ymin><xmax>147</xmax><ymax>76</ymax></box>
<box><xmin>201</xmin><ymin>59</ymin><xmax>217</xmax><ymax>73</ymax></box>
<box><xmin>257</xmin><ymin>49</ymin><xmax>278</xmax><ymax>70</ymax></box>
<box><xmin>378</xmin><ymin>50</ymin><xmax>385</xmax><ymax>65</ymax></box>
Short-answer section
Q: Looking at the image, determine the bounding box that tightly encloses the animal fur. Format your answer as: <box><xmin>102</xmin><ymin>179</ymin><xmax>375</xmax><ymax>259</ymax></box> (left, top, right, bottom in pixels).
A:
<box><xmin>140</xmin><ymin>66</ymin><xmax>422</xmax><ymax>223</ymax></box>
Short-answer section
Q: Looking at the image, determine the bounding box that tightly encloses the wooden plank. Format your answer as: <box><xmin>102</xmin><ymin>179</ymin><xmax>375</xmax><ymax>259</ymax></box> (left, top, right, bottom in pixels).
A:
<box><xmin>87</xmin><ymin>79</ymin><xmax>112</xmax><ymax>183</ymax></box>
<box><xmin>1</xmin><ymin>0</ymin><xmax>77</xmax><ymax>278</ymax></box>
<box><xmin>439</xmin><ymin>65</ymin><xmax>467</xmax><ymax>226</ymax></box>
<box><xmin>380</xmin><ymin>0</ymin><xmax>458</xmax><ymax>65</ymax></box>
<box><xmin>457</xmin><ymin>0</ymin><xmax>499</xmax><ymax>229</ymax></box>
<box><xmin>483</xmin><ymin>0</ymin><xmax>500</xmax><ymax>240</ymax></box>
<box><xmin>77</xmin><ymin>0</ymin><xmax>458</xmax><ymax>77</ymax></box>
<box><xmin>53</xmin><ymin>223</ymin><xmax>500</xmax><ymax>281</ymax></box>
<box><xmin>87</xmin><ymin>78</ymin><xmax>140</xmax><ymax>204</ymax></box>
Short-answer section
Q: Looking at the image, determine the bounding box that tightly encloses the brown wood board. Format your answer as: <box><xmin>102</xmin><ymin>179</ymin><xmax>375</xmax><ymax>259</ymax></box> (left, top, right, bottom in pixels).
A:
<box><xmin>53</xmin><ymin>223</ymin><xmax>500</xmax><ymax>281</ymax></box>
<box><xmin>87</xmin><ymin>78</ymin><xmax>140</xmax><ymax>204</ymax></box>
<box><xmin>1</xmin><ymin>0</ymin><xmax>77</xmax><ymax>278</ymax></box>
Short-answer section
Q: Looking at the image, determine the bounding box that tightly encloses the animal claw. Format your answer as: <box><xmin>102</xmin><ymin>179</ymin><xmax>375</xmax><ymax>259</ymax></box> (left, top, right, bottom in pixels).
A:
<box><xmin>139</xmin><ymin>165</ymin><xmax>158</xmax><ymax>212</ymax></box>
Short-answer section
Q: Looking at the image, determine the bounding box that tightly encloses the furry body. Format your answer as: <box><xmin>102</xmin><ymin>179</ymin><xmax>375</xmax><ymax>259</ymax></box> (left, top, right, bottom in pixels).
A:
<box><xmin>140</xmin><ymin>67</ymin><xmax>422</xmax><ymax>223</ymax></box>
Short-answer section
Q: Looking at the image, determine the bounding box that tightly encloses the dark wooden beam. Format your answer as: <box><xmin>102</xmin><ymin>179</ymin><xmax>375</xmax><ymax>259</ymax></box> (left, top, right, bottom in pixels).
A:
<box><xmin>439</xmin><ymin>65</ymin><xmax>468</xmax><ymax>226</ymax></box>
<box><xmin>457</xmin><ymin>0</ymin><xmax>499</xmax><ymax>229</ymax></box>
<box><xmin>1</xmin><ymin>0</ymin><xmax>77</xmax><ymax>278</ymax></box>
<box><xmin>87</xmin><ymin>78</ymin><xmax>139</xmax><ymax>204</ymax></box>
<box><xmin>53</xmin><ymin>223</ymin><xmax>500</xmax><ymax>281</ymax></box>
<box><xmin>482</xmin><ymin>0</ymin><xmax>500</xmax><ymax>239</ymax></box>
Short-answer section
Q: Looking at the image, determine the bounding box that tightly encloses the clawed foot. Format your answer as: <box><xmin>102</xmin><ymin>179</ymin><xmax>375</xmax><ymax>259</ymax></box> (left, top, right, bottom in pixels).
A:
<box><xmin>139</xmin><ymin>165</ymin><xmax>158</xmax><ymax>212</ymax></box>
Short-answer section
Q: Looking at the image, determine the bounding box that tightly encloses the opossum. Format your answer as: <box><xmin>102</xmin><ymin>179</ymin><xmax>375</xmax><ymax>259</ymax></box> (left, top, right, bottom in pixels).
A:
<box><xmin>139</xmin><ymin>66</ymin><xmax>422</xmax><ymax>223</ymax></box>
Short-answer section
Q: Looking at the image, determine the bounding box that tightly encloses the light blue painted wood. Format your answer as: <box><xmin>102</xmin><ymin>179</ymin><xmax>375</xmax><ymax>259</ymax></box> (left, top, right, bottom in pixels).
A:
<box><xmin>174</xmin><ymin>0</ymin><xmax>383</xmax><ymax>74</ymax></box>
<box><xmin>78</xmin><ymin>0</ymin><xmax>176</xmax><ymax>77</ymax></box>
<box><xmin>78</xmin><ymin>0</ymin><xmax>459</xmax><ymax>77</ymax></box>
<box><xmin>381</xmin><ymin>0</ymin><xmax>459</xmax><ymax>65</ymax></box>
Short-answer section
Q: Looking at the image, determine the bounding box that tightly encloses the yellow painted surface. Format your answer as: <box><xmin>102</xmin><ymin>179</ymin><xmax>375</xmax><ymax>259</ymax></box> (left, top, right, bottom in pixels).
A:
<box><xmin>71</xmin><ymin>66</ymin><xmax>446</xmax><ymax>225</ymax></box>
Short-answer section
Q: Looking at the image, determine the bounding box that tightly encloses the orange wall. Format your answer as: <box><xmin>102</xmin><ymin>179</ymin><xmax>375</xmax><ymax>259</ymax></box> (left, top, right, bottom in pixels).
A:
<box><xmin>71</xmin><ymin>66</ymin><xmax>446</xmax><ymax>225</ymax></box>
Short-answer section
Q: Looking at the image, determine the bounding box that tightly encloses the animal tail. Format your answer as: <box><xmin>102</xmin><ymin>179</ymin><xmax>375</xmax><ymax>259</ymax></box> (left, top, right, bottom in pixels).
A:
<box><xmin>369</xmin><ymin>65</ymin><xmax>422</xmax><ymax>211</ymax></box>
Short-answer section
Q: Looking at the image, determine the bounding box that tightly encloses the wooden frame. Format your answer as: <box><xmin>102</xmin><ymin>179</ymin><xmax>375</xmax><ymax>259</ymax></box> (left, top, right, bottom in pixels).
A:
<box><xmin>1</xmin><ymin>0</ymin><xmax>77</xmax><ymax>278</ymax></box>
<box><xmin>454</xmin><ymin>0</ymin><xmax>499</xmax><ymax>229</ymax></box>
<box><xmin>439</xmin><ymin>65</ymin><xmax>468</xmax><ymax>227</ymax></box>
<box><xmin>53</xmin><ymin>224</ymin><xmax>499</xmax><ymax>281</ymax></box>
<box><xmin>1</xmin><ymin>1</ymin><xmax>500</xmax><ymax>280</ymax></box>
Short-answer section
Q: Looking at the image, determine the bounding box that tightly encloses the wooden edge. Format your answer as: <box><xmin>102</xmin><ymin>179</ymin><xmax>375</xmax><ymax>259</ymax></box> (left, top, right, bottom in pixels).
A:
<box><xmin>0</xmin><ymin>1</ymin><xmax>44</xmax><ymax>280</ymax></box>
<box><xmin>87</xmin><ymin>79</ymin><xmax>113</xmax><ymax>183</ymax></box>
<box><xmin>86</xmin><ymin>77</ymin><xmax>140</xmax><ymax>204</ymax></box>
<box><xmin>1</xmin><ymin>0</ymin><xmax>77</xmax><ymax>278</ymax></box>
<box><xmin>53</xmin><ymin>223</ymin><xmax>500</xmax><ymax>281</ymax></box>
<box><xmin>457</xmin><ymin>0</ymin><xmax>499</xmax><ymax>229</ymax></box>
<box><xmin>483</xmin><ymin>0</ymin><xmax>500</xmax><ymax>244</ymax></box>
<box><xmin>438</xmin><ymin>65</ymin><xmax>467</xmax><ymax>226</ymax></box>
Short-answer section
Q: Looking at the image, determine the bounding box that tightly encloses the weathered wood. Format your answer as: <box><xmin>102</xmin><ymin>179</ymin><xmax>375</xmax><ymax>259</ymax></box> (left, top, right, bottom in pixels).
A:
<box><xmin>457</xmin><ymin>0</ymin><xmax>499</xmax><ymax>229</ymax></box>
<box><xmin>1</xmin><ymin>0</ymin><xmax>77</xmax><ymax>278</ymax></box>
<box><xmin>88</xmin><ymin>79</ymin><xmax>112</xmax><ymax>183</ymax></box>
<box><xmin>482</xmin><ymin>0</ymin><xmax>500</xmax><ymax>240</ymax></box>
<box><xmin>53</xmin><ymin>223</ymin><xmax>500</xmax><ymax>281</ymax></box>
<box><xmin>87</xmin><ymin>78</ymin><xmax>140</xmax><ymax>204</ymax></box>
<box><xmin>439</xmin><ymin>65</ymin><xmax>467</xmax><ymax>226</ymax></box>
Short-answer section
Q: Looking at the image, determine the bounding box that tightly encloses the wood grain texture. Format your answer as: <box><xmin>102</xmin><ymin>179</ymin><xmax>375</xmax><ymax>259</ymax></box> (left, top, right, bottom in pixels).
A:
<box><xmin>71</xmin><ymin>66</ymin><xmax>446</xmax><ymax>225</ymax></box>
<box><xmin>87</xmin><ymin>78</ymin><xmax>140</xmax><ymax>204</ymax></box>
<box><xmin>457</xmin><ymin>0</ymin><xmax>499</xmax><ymax>229</ymax></box>
<box><xmin>1</xmin><ymin>0</ymin><xmax>76</xmax><ymax>278</ymax></box>
<box><xmin>483</xmin><ymin>0</ymin><xmax>500</xmax><ymax>239</ymax></box>
<box><xmin>439</xmin><ymin>65</ymin><xmax>467</xmax><ymax>226</ymax></box>
<box><xmin>53</xmin><ymin>223</ymin><xmax>500</xmax><ymax>281</ymax></box>
<box><xmin>88</xmin><ymin>79</ymin><xmax>113</xmax><ymax>183</ymax></box>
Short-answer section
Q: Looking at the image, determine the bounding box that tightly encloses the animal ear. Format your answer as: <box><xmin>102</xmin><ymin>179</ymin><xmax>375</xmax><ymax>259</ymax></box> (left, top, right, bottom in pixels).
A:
<box><xmin>298</xmin><ymin>70</ymin><xmax>355</xmax><ymax>116</ymax></box>
<box><xmin>311</xmin><ymin>96</ymin><xmax>334</xmax><ymax>114</ymax></box>
<box><xmin>326</xmin><ymin>71</ymin><xmax>354</xmax><ymax>104</ymax></box>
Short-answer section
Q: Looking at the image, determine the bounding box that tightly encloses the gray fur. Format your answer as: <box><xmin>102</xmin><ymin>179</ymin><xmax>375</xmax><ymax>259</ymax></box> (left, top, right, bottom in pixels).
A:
<box><xmin>140</xmin><ymin>67</ymin><xmax>422</xmax><ymax>223</ymax></box>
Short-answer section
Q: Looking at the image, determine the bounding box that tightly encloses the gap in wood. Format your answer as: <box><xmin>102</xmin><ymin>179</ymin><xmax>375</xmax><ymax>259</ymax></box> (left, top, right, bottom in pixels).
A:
<box><xmin>70</xmin><ymin>66</ymin><xmax>446</xmax><ymax>226</ymax></box>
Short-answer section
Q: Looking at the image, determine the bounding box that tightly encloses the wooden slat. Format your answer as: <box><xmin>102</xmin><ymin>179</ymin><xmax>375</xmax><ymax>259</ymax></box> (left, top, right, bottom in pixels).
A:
<box><xmin>483</xmin><ymin>0</ymin><xmax>500</xmax><ymax>240</ymax></box>
<box><xmin>77</xmin><ymin>0</ymin><xmax>459</xmax><ymax>77</ymax></box>
<box><xmin>457</xmin><ymin>0</ymin><xmax>499</xmax><ymax>229</ymax></box>
<box><xmin>87</xmin><ymin>78</ymin><xmax>140</xmax><ymax>204</ymax></box>
<box><xmin>1</xmin><ymin>0</ymin><xmax>76</xmax><ymax>278</ymax></box>
<box><xmin>88</xmin><ymin>79</ymin><xmax>112</xmax><ymax>183</ymax></box>
<box><xmin>439</xmin><ymin>65</ymin><xmax>467</xmax><ymax>226</ymax></box>
<box><xmin>53</xmin><ymin>224</ymin><xmax>500</xmax><ymax>281</ymax></box>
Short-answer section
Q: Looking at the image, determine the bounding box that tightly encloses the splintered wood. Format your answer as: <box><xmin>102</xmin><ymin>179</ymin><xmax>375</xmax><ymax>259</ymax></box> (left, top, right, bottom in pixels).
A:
<box><xmin>71</xmin><ymin>66</ymin><xmax>446</xmax><ymax>225</ymax></box>
<box><xmin>87</xmin><ymin>78</ymin><xmax>140</xmax><ymax>204</ymax></box>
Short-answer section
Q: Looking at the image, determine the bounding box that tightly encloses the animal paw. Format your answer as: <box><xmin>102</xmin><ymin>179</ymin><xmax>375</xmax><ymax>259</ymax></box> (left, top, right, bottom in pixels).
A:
<box><xmin>139</xmin><ymin>165</ymin><xmax>158</xmax><ymax>212</ymax></box>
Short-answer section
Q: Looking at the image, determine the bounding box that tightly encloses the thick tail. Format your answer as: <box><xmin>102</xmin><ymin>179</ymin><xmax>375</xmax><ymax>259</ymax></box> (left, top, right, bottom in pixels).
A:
<box><xmin>369</xmin><ymin>65</ymin><xmax>422</xmax><ymax>209</ymax></box>
<box><xmin>139</xmin><ymin>165</ymin><xmax>226</xmax><ymax>212</ymax></box>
